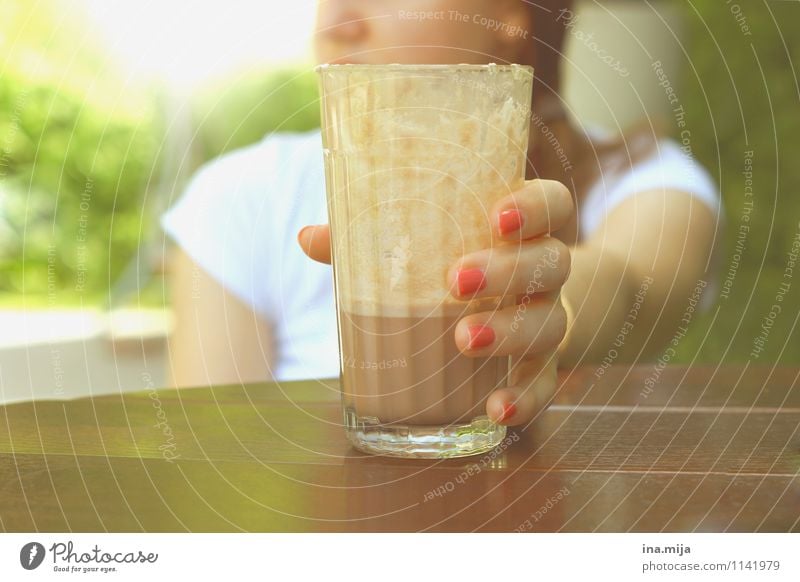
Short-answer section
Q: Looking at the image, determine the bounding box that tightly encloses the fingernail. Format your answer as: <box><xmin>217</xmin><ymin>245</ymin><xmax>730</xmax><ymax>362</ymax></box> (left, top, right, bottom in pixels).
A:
<box><xmin>499</xmin><ymin>402</ymin><xmax>517</xmax><ymax>422</ymax></box>
<box><xmin>498</xmin><ymin>209</ymin><xmax>524</xmax><ymax>236</ymax></box>
<box><xmin>457</xmin><ymin>268</ymin><xmax>486</xmax><ymax>296</ymax></box>
<box><xmin>467</xmin><ymin>324</ymin><xmax>495</xmax><ymax>349</ymax></box>
<box><xmin>297</xmin><ymin>225</ymin><xmax>311</xmax><ymax>242</ymax></box>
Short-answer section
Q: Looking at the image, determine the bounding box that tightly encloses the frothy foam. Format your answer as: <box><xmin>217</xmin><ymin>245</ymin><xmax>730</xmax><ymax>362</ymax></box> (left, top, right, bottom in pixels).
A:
<box><xmin>320</xmin><ymin>65</ymin><xmax>533</xmax><ymax>318</ymax></box>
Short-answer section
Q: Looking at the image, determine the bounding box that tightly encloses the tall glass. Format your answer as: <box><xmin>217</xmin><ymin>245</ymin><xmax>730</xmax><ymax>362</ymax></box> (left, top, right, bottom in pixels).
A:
<box><xmin>317</xmin><ymin>64</ymin><xmax>533</xmax><ymax>458</ymax></box>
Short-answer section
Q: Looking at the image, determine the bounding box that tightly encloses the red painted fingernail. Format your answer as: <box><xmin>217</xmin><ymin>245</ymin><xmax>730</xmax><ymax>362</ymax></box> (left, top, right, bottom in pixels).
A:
<box><xmin>467</xmin><ymin>324</ymin><xmax>495</xmax><ymax>349</ymax></box>
<box><xmin>498</xmin><ymin>209</ymin><xmax>524</xmax><ymax>236</ymax></box>
<box><xmin>457</xmin><ymin>268</ymin><xmax>486</xmax><ymax>296</ymax></box>
<box><xmin>499</xmin><ymin>402</ymin><xmax>517</xmax><ymax>422</ymax></box>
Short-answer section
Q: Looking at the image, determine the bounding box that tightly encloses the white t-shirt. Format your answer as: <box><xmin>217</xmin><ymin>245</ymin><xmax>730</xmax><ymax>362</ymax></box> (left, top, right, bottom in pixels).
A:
<box><xmin>160</xmin><ymin>129</ymin><xmax>722</xmax><ymax>381</ymax></box>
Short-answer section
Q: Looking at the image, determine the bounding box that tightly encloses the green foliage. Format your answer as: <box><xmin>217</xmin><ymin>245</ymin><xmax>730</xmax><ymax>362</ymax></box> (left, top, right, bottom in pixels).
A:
<box><xmin>673</xmin><ymin>0</ymin><xmax>800</xmax><ymax>363</ymax></box>
<box><xmin>192</xmin><ymin>68</ymin><xmax>321</xmax><ymax>160</ymax></box>
<box><xmin>0</xmin><ymin>1</ymin><xmax>163</xmax><ymax>303</ymax></box>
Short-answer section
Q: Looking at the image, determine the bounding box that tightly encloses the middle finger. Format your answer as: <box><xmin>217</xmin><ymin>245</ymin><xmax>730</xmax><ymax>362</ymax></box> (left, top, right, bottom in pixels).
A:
<box><xmin>448</xmin><ymin>238</ymin><xmax>571</xmax><ymax>299</ymax></box>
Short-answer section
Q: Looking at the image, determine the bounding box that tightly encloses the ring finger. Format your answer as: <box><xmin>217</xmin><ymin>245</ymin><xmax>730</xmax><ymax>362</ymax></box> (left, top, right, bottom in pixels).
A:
<box><xmin>453</xmin><ymin>292</ymin><xmax>567</xmax><ymax>358</ymax></box>
<box><xmin>448</xmin><ymin>238</ymin><xmax>571</xmax><ymax>299</ymax></box>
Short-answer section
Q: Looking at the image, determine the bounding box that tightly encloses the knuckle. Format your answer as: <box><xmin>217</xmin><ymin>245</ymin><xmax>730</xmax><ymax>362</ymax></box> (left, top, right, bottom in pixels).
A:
<box><xmin>558</xmin><ymin>244</ymin><xmax>572</xmax><ymax>283</ymax></box>
<box><xmin>555</xmin><ymin>181</ymin><xmax>573</xmax><ymax>212</ymax></box>
<box><xmin>540</xmin><ymin>179</ymin><xmax>568</xmax><ymax>201</ymax></box>
<box><xmin>548</xmin><ymin>184</ymin><xmax>573</xmax><ymax>230</ymax></box>
<box><xmin>532</xmin><ymin>303</ymin><xmax>567</xmax><ymax>353</ymax></box>
<box><xmin>524</xmin><ymin>179</ymin><xmax>548</xmax><ymax>203</ymax></box>
<box><xmin>546</xmin><ymin>239</ymin><xmax>571</xmax><ymax>283</ymax></box>
<box><xmin>553</xmin><ymin>302</ymin><xmax>568</xmax><ymax>341</ymax></box>
<box><xmin>523</xmin><ymin>178</ymin><xmax>544</xmax><ymax>192</ymax></box>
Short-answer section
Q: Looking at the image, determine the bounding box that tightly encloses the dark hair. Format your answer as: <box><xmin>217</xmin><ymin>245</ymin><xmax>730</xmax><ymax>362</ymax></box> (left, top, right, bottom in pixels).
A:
<box><xmin>526</xmin><ymin>0</ymin><xmax>662</xmax><ymax>201</ymax></box>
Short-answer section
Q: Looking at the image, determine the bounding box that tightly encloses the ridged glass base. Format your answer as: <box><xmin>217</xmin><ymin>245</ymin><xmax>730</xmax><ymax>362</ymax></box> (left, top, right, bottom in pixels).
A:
<box><xmin>344</xmin><ymin>407</ymin><xmax>506</xmax><ymax>459</ymax></box>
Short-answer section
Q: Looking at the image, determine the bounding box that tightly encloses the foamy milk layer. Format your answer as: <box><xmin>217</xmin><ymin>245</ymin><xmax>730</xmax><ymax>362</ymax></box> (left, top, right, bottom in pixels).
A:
<box><xmin>319</xmin><ymin>65</ymin><xmax>533</xmax><ymax>317</ymax></box>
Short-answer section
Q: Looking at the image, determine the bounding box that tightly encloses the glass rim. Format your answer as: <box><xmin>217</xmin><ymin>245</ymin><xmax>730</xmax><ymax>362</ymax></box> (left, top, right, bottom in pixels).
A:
<box><xmin>315</xmin><ymin>63</ymin><xmax>534</xmax><ymax>75</ymax></box>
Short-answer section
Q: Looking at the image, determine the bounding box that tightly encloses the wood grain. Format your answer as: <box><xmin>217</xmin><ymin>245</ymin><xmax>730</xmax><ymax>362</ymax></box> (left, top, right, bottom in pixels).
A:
<box><xmin>1</xmin><ymin>366</ymin><xmax>798</xmax><ymax>532</ymax></box>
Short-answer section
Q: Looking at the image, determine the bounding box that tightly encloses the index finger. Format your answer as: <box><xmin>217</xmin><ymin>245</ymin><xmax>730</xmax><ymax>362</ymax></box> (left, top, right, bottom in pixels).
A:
<box><xmin>491</xmin><ymin>179</ymin><xmax>574</xmax><ymax>241</ymax></box>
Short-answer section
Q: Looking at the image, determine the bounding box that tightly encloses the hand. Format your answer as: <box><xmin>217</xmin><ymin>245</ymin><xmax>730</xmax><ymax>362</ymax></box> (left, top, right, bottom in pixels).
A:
<box><xmin>298</xmin><ymin>179</ymin><xmax>574</xmax><ymax>428</ymax></box>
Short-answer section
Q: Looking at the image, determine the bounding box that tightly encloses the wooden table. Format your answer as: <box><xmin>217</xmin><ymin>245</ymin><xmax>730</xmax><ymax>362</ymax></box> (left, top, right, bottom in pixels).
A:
<box><xmin>1</xmin><ymin>366</ymin><xmax>798</xmax><ymax>532</ymax></box>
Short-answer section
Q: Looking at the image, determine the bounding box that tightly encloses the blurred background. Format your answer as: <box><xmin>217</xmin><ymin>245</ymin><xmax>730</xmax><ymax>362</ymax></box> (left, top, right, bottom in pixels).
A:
<box><xmin>0</xmin><ymin>0</ymin><xmax>798</xmax><ymax>403</ymax></box>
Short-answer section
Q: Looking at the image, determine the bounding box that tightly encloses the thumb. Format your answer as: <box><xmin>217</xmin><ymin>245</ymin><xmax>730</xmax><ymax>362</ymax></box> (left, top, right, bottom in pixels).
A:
<box><xmin>297</xmin><ymin>224</ymin><xmax>332</xmax><ymax>264</ymax></box>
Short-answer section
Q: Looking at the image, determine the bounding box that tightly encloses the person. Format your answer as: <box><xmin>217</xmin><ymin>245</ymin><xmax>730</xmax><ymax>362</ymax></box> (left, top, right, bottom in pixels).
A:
<box><xmin>161</xmin><ymin>0</ymin><xmax>722</xmax><ymax>427</ymax></box>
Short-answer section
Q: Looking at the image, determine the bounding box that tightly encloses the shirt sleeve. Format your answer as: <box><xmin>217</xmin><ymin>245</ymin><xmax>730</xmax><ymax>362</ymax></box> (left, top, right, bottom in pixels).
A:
<box><xmin>159</xmin><ymin>136</ymin><xmax>281</xmax><ymax>322</ymax></box>
<box><xmin>580</xmin><ymin>139</ymin><xmax>722</xmax><ymax>239</ymax></box>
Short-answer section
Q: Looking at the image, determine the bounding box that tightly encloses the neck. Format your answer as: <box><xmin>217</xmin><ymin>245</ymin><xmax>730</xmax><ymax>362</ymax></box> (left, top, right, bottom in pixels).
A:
<box><xmin>526</xmin><ymin>95</ymin><xmax>597</xmax><ymax>189</ymax></box>
<box><xmin>527</xmin><ymin>95</ymin><xmax>572</xmax><ymax>180</ymax></box>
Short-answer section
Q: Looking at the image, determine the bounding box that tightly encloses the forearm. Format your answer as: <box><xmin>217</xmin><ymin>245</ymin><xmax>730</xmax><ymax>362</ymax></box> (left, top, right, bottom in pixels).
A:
<box><xmin>553</xmin><ymin>189</ymin><xmax>719</xmax><ymax>368</ymax></box>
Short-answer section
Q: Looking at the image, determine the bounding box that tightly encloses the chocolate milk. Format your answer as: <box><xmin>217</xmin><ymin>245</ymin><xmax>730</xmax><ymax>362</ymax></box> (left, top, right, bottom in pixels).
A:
<box><xmin>318</xmin><ymin>64</ymin><xmax>533</xmax><ymax>452</ymax></box>
<box><xmin>339</xmin><ymin>308</ymin><xmax>509</xmax><ymax>425</ymax></box>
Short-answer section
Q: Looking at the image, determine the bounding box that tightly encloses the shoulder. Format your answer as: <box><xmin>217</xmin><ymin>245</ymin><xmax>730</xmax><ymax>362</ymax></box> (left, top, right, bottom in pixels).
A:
<box><xmin>620</xmin><ymin>139</ymin><xmax>720</xmax><ymax>216</ymax></box>
<box><xmin>580</xmin><ymin>134</ymin><xmax>721</xmax><ymax>239</ymax></box>
<box><xmin>615</xmin><ymin>140</ymin><xmax>717</xmax><ymax>195</ymax></box>
<box><xmin>162</xmin><ymin>130</ymin><xmax>321</xmax><ymax>225</ymax></box>
<box><xmin>159</xmin><ymin>130</ymin><xmax>323</xmax><ymax>318</ymax></box>
<box><xmin>186</xmin><ymin>129</ymin><xmax>321</xmax><ymax>197</ymax></box>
